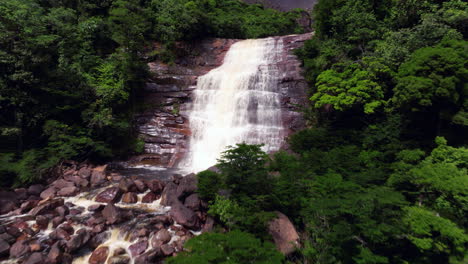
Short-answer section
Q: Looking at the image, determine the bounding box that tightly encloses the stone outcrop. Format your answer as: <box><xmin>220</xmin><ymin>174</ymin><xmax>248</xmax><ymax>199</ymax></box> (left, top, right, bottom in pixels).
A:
<box><xmin>268</xmin><ymin>211</ymin><xmax>301</xmax><ymax>255</ymax></box>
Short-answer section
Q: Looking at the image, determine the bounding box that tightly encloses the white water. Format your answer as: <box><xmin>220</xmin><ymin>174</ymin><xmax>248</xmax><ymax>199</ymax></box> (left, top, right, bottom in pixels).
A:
<box><xmin>183</xmin><ymin>37</ymin><xmax>285</xmax><ymax>172</ymax></box>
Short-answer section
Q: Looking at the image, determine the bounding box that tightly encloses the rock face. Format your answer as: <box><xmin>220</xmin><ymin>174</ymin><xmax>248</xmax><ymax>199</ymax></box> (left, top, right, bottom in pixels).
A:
<box><xmin>268</xmin><ymin>212</ymin><xmax>301</xmax><ymax>255</ymax></box>
<box><xmin>135</xmin><ymin>33</ymin><xmax>311</xmax><ymax>168</ymax></box>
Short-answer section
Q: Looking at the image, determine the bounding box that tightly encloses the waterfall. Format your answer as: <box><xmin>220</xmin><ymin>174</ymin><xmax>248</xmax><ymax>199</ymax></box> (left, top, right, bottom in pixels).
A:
<box><xmin>183</xmin><ymin>37</ymin><xmax>285</xmax><ymax>173</ymax></box>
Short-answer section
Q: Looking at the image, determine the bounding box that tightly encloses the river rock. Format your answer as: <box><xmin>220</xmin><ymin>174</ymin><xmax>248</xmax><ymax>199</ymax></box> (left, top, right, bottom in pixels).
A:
<box><xmin>28</xmin><ymin>184</ymin><xmax>45</xmax><ymax>196</ymax></box>
<box><xmin>121</xmin><ymin>192</ymin><xmax>138</xmax><ymax>204</ymax></box>
<box><xmin>40</xmin><ymin>187</ymin><xmax>57</xmax><ymax>200</ymax></box>
<box><xmin>169</xmin><ymin>202</ymin><xmax>200</xmax><ymax>229</ymax></box>
<box><xmin>141</xmin><ymin>192</ymin><xmax>159</xmax><ymax>203</ymax></box>
<box><xmin>0</xmin><ymin>238</ymin><xmax>10</xmax><ymax>256</ymax></box>
<box><xmin>14</xmin><ymin>188</ymin><xmax>28</xmax><ymax>200</ymax></box>
<box><xmin>134</xmin><ymin>180</ymin><xmax>147</xmax><ymax>193</ymax></box>
<box><xmin>78</xmin><ymin>166</ymin><xmax>92</xmax><ymax>179</ymax></box>
<box><xmin>10</xmin><ymin>239</ymin><xmax>30</xmax><ymax>258</ymax></box>
<box><xmin>102</xmin><ymin>203</ymin><xmax>121</xmax><ymax>225</ymax></box>
<box><xmin>57</xmin><ymin>186</ymin><xmax>79</xmax><ymax>197</ymax></box>
<box><xmin>95</xmin><ymin>187</ymin><xmax>122</xmax><ymax>203</ymax></box>
<box><xmin>176</xmin><ymin>174</ymin><xmax>197</xmax><ymax>200</ymax></box>
<box><xmin>0</xmin><ymin>201</ymin><xmax>17</xmax><ymax>214</ymax></box>
<box><xmin>108</xmin><ymin>255</ymin><xmax>131</xmax><ymax>264</ymax></box>
<box><xmin>118</xmin><ymin>178</ymin><xmax>136</xmax><ymax>193</ymax></box>
<box><xmin>24</xmin><ymin>252</ymin><xmax>45</xmax><ymax>264</ymax></box>
<box><xmin>134</xmin><ymin>248</ymin><xmax>161</xmax><ymax>264</ymax></box>
<box><xmin>160</xmin><ymin>244</ymin><xmax>174</xmax><ymax>256</ymax></box>
<box><xmin>35</xmin><ymin>215</ymin><xmax>49</xmax><ymax>229</ymax></box>
<box><xmin>47</xmin><ymin>241</ymin><xmax>63</xmax><ymax>264</ymax></box>
<box><xmin>151</xmin><ymin>229</ymin><xmax>171</xmax><ymax>248</ymax></box>
<box><xmin>91</xmin><ymin>170</ymin><xmax>106</xmax><ymax>187</ymax></box>
<box><xmin>29</xmin><ymin>198</ymin><xmax>64</xmax><ymax>216</ymax></box>
<box><xmin>52</xmin><ymin>179</ymin><xmax>75</xmax><ymax>189</ymax></box>
<box><xmin>88</xmin><ymin>204</ymin><xmax>105</xmax><ymax>212</ymax></box>
<box><xmin>89</xmin><ymin>232</ymin><xmax>110</xmax><ymax>249</ymax></box>
<box><xmin>146</xmin><ymin>180</ymin><xmax>164</xmax><ymax>194</ymax></box>
<box><xmin>184</xmin><ymin>193</ymin><xmax>200</xmax><ymax>211</ymax></box>
<box><xmin>66</xmin><ymin>228</ymin><xmax>91</xmax><ymax>253</ymax></box>
<box><xmin>89</xmin><ymin>246</ymin><xmax>109</xmax><ymax>264</ymax></box>
<box><xmin>160</xmin><ymin>182</ymin><xmax>178</xmax><ymax>206</ymax></box>
<box><xmin>129</xmin><ymin>240</ymin><xmax>148</xmax><ymax>257</ymax></box>
<box><xmin>268</xmin><ymin>212</ymin><xmax>300</xmax><ymax>255</ymax></box>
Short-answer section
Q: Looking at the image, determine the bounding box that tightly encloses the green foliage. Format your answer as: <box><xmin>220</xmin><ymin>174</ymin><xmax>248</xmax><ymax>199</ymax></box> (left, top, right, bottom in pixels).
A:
<box><xmin>197</xmin><ymin>170</ymin><xmax>224</xmax><ymax>202</ymax></box>
<box><xmin>167</xmin><ymin>230</ymin><xmax>284</xmax><ymax>264</ymax></box>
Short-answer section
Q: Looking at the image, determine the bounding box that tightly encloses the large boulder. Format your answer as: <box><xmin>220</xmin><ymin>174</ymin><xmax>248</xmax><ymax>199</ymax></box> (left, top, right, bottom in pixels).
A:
<box><xmin>267</xmin><ymin>212</ymin><xmax>300</xmax><ymax>255</ymax></box>
<box><xmin>184</xmin><ymin>193</ymin><xmax>200</xmax><ymax>211</ymax></box>
<box><xmin>95</xmin><ymin>187</ymin><xmax>122</xmax><ymax>203</ymax></box>
<box><xmin>0</xmin><ymin>238</ymin><xmax>10</xmax><ymax>256</ymax></box>
<box><xmin>52</xmin><ymin>179</ymin><xmax>75</xmax><ymax>189</ymax></box>
<box><xmin>121</xmin><ymin>192</ymin><xmax>138</xmax><ymax>204</ymax></box>
<box><xmin>90</xmin><ymin>166</ymin><xmax>107</xmax><ymax>186</ymax></box>
<box><xmin>89</xmin><ymin>246</ymin><xmax>109</xmax><ymax>264</ymax></box>
<box><xmin>151</xmin><ymin>229</ymin><xmax>171</xmax><ymax>248</ymax></box>
<box><xmin>29</xmin><ymin>198</ymin><xmax>64</xmax><ymax>216</ymax></box>
<box><xmin>129</xmin><ymin>240</ymin><xmax>148</xmax><ymax>257</ymax></box>
<box><xmin>10</xmin><ymin>239</ymin><xmax>30</xmax><ymax>258</ymax></box>
<box><xmin>23</xmin><ymin>252</ymin><xmax>45</xmax><ymax>264</ymax></box>
<box><xmin>146</xmin><ymin>180</ymin><xmax>164</xmax><ymax>194</ymax></box>
<box><xmin>66</xmin><ymin>228</ymin><xmax>91</xmax><ymax>253</ymax></box>
<box><xmin>27</xmin><ymin>184</ymin><xmax>45</xmax><ymax>196</ymax></box>
<box><xmin>102</xmin><ymin>203</ymin><xmax>121</xmax><ymax>225</ymax></box>
<box><xmin>141</xmin><ymin>192</ymin><xmax>159</xmax><ymax>204</ymax></box>
<box><xmin>57</xmin><ymin>186</ymin><xmax>79</xmax><ymax>197</ymax></box>
<box><xmin>118</xmin><ymin>179</ymin><xmax>136</xmax><ymax>193</ymax></box>
<box><xmin>47</xmin><ymin>241</ymin><xmax>64</xmax><ymax>264</ymax></box>
<box><xmin>169</xmin><ymin>202</ymin><xmax>200</xmax><ymax>229</ymax></box>
<box><xmin>160</xmin><ymin>182</ymin><xmax>178</xmax><ymax>206</ymax></box>
<box><xmin>40</xmin><ymin>187</ymin><xmax>57</xmax><ymax>200</ymax></box>
<box><xmin>176</xmin><ymin>174</ymin><xmax>197</xmax><ymax>199</ymax></box>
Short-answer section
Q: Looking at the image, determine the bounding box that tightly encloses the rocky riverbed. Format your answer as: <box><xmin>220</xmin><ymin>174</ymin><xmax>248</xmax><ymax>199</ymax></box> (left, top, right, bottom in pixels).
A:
<box><xmin>0</xmin><ymin>163</ymin><xmax>212</xmax><ymax>264</ymax></box>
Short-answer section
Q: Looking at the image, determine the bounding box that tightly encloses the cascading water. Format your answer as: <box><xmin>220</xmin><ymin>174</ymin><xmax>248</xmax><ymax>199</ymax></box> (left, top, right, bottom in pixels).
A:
<box><xmin>183</xmin><ymin>37</ymin><xmax>285</xmax><ymax>172</ymax></box>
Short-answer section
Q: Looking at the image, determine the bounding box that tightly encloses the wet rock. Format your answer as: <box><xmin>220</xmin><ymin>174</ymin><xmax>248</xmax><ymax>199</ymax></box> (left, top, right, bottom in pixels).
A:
<box><xmin>169</xmin><ymin>202</ymin><xmax>200</xmax><ymax>229</ymax></box>
<box><xmin>146</xmin><ymin>180</ymin><xmax>164</xmax><ymax>194</ymax></box>
<box><xmin>184</xmin><ymin>193</ymin><xmax>200</xmax><ymax>211</ymax></box>
<box><xmin>113</xmin><ymin>248</ymin><xmax>126</xmax><ymax>256</ymax></box>
<box><xmin>95</xmin><ymin>187</ymin><xmax>122</xmax><ymax>203</ymax></box>
<box><xmin>0</xmin><ymin>238</ymin><xmax>10</xmax><ymax>256</ymax></box>
<box><xmin>151</xmin><ymin>229</ymin><xmax>171</xmax><ymax>248</ymax></box>
<box><xmin>57</xmin><ymin>186</ymin><xmax>79</xmax><ymax>197</ymax></box>
<box><xmin>161</xmin><ymin>244</ymin><xmax>174</xmax><ymax>256</ymax></box>
<box><xmin>52</xmin><ymin>216</ymin><xmax>65</xmax><ymax>228</ymax></box>
<box><xmin>268</xmin><ymin>212</ymin><xmax>300</xmax><ymax>255</ymax></box>
<box><xmin>0</xmin><ymin>233</ymin><xmax>15</xmax><ymax>244</ymax></box>
<box><xmin>121</xmin><ymin>192</ymin><xmax>138</xmax><ymax>204</ymax></box>
<box><xmin>91</xmin><ymin>171</ymin><xmax>106</xmax><ymax>187</ymax></box>
<box><xmin>50</xmin><ymin>227</ymin><xmax>72</xmax><ymax>241</ymax></box>
<box><xmin>176</xmin><ymin>173</ymin><xmax>197</xmax><ymax>199</ymax></box>
<box><xmin>6</xmin><ymin>226</ymin><xmax>22</xmax><ymax>237</ymax></box>
<box><xmin>52</xmin><ymin>179</ymin><xmax>75</xmax><ymax>189</ymax></box>
<box><xmin>55</xmin><ymin>206</ymin><xmax>70</xmax><ymax>217</ymax></box>
<box><xmin>118</xmin><ymin>179</ymin><xmax>136</xmax><ymax>193</ymax></box>
<box><xmin>14</xmin><ymin>188</ymin><xmax>29</xmax><ymax>200</ymax></box>
<box><xmin>89</xmin><ymin>246</ymin><xmax>109</xmax><ymax>264</ymax></box>
<box><xmin>20</xmin><ymin>200</ymin><xmax>39</xmax><ymax>213</ymax></box>
<box><xmin>28</xmin><ymin>184</ymin><xmax>45</xmax><ymax>196</ymax></box>
<box><xmin>88</xmin><ymin>204</ymin><xmax>105</xmax><ymax>212</ymax></box>
<box><xmin>107</xmin><ymin>255</ymin><xmax>131</xmax><ymax>264</ymax></box>
<box><xmin>78</xmin><ymin>166</ymin><xmax>92</xmax><ymax>179</ymax></box>
<box><xmin>86</xmin><ymin>216</ymin><xmax>106</xmax><ymax>227</ymax></box>
<box><xmin>0</xmin><ymin>201</ymin><xmax>17</xmax><ymax>214</ymax></box>
<box><xmin>89</xmin><ymin>232</ymin><xmax>110</xmax><ymax>249</ymax></box>
<box><xmin>160</xmin><ymin>182</ymin><xmax>178</xmax><ymax>206</ymax></box>
<box><xmin>65</xmin><ymin>175</ymin><xmax>89</xmax><ymax>187</ymax></box>
<box><xmin>10</xmin><ymin>239</ymin><xmax>30</xmax><ymax>258</ymax></box>
<box><xmin>40</xmin><ymin>187</ymin><xmax>57</xmax><ymax>200</ymax></box>
<box><xmin>66</xmin><ymin>228</ymin><xmax>91</xmax><ymax>253</ymax></box>
<box><xmin>24</xmin><ymin>252</ymin><xmax>45</xmax><ymax>264</ymax></box>
<box><xmin>129</xmin><ymin>240</ymin><xmax>148</xmax><ymax>257</ymax></box>
<box><xmin>151</xmin><ymin>215</ymin><xmax>172</xmax><ymax>226</ymax></box>
<box><xmin>47</xmin><ymin>241</ymin><xmax>63</xmax><ymax>264</ymax></box>
<box><xmin>35</xmin><ymin>215</ymin><xmax>49</xmax><ymax>229</ymax></box>
<box><xmin>29</xmin><ymin>198</ymin><xmax>64</xmax><ymax>216</ymax></box>
<box><xmin>29</xmin><ymin>240</ymin><xmax>41</xmax><ymax>252</ymax></box>
<box><xmin>92</xmin><ymin>224</ymin><xmax>105</xmax><ymax>234</ymax></box>
<box><xmin>70</xmin><ymin>208</ymin><xmax>83</xmax><ymax>215</ymax></box>
<box><xmin>141</xmin><ymin>192</ymin><xmax>159</xmax><ymax>203</ymax></box>
<box><xmin>133</xmin><ymin>180</ymin><xmax>147</xmax><ymax>193</ymax></box>
<box><xmin>134</xmin><ymin>248</ymin><xmax>161</xmax><ymax>264</ymax></box>
<box><xmin>102</xmin><ymin>203</ymin><xmax>121</xmax><ymax>225</ymax></box>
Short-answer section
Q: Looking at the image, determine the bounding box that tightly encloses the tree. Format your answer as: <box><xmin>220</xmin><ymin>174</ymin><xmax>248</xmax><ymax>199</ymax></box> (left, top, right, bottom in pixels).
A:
<box><xmin>167</xmin><ymin>230</ymin><xmax>284</xmax><ymax>264</ymax></box>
